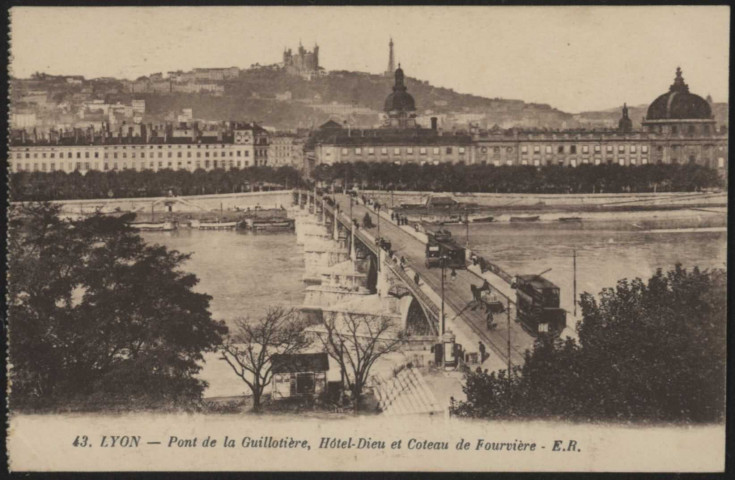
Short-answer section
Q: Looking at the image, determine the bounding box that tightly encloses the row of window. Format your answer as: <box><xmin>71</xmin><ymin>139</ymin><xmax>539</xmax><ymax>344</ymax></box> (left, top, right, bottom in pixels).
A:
<box><xmin>649</xmin><ymin>124</ymin><xmax>713</xmax><ymax>135</ymax></box>
<box><xmin>339</xmin><ymin>146</ymin><xmax>468</xmax><ymax>156</ymax></box>
<box><xmin>18</xmin><ymin>143</ymin><xmax>250</xmax><ymax>150</ymax></box>
<box><xmin>12</xmin><ymin>159</ymin><xmax>256</xmax><ymax>172</ymax></box>
<box><xmin>519</xmin><ymin>144</ymin><xmax>650</xmax><ymax>154</ymax></box>
<box><xmin>14</xmin><ymin>150</ymin><xmax>251</xmax><ymax>160</ymax></box>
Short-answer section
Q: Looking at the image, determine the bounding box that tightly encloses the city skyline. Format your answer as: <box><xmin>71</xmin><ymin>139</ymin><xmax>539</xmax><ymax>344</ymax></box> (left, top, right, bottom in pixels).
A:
<box><xmin>9</xmin><ymin>6</ymin><xmax>729</xmax><ymax>113</ymax></box>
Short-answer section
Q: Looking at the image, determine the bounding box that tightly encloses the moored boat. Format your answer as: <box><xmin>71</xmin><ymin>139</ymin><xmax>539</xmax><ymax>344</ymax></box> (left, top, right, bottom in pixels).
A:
<box><xmin>131</xmin><ymin>222</ymin><xmax>176</xmax><ymax>231</ymax></box>
<box><xmin>249</xmin><ymin>218</ymin><xmax>296</xmax><ymax>231</ymax></box>
<box><xmin>472</xmin><ymin>216</ymin><xmax>495</xmax><ymax>223</ymax></box>
<box><xmin>558</xmin><ymin>217</ymin><xmax>583</xmax><ymax>223</ymax></box>
<box><xmin>199</xmin><ymin>221</ymin><xmax>238</xmax><ymax>230</ymax></box>
<box><xmin>510</xmin><ymin>215</ymin><xmax>540</xmax><ymax>223</ymax></box>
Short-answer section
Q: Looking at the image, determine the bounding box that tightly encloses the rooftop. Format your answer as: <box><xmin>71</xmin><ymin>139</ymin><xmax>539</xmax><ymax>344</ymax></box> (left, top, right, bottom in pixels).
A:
<box><xmin>271</xmin><ymin>353</ymin><xmax>329</xmax><ymax>374</ymax></box>
<box><xmin>517</xmin><ymin>274</ymin><xmax>559</xmax><ymax>290</ymax></box>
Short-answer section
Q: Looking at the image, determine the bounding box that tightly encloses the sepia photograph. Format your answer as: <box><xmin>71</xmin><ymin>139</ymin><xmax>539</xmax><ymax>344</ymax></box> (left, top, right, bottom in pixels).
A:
<box><xmin>4</xmin><ymin>4</ymin><xmax>729</xmax><ymax>473</ymax></box>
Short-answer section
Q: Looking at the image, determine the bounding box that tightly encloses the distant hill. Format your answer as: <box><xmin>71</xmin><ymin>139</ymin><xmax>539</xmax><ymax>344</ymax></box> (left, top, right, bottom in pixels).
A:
<box><xmin>11</xmin><ymin>67</ymin><xmax>728</xmax><ymax>131</ymax></box>
<box><xmin>133</xmin><ymin>68</ymin><xmax>578</xmax><ymax>129</ymax></box>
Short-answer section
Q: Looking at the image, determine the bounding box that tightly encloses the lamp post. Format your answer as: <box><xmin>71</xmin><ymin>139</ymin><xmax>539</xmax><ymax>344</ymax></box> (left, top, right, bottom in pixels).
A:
<box><xmin>464</xmin><ymin>207</ymin><xmax>470</xmax><ymax>248</ymax></box>
<box><xmin>440</xmin><ymin>254</ymin><xmax>447</xmax><ymax>338</ymax></box>
<box><xmin>573</xmin><ymin>249</ymin><xmax>577</xmax><ymax>317</ymax></box>
<box><xmin>507</xmin><ymin>295</ymin><xmax>511</xmax><ymax>392</ymax></box>
<box><xmin>376</xmin><ymin>203</ymin><xmax>381</xmax><ymax>239</ymax></box>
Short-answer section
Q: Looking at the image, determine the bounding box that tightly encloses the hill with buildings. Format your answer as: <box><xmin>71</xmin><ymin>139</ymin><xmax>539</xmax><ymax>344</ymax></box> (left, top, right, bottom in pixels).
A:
<box><xmin>125</xmin><ymin>67</ymin><xmax>580</xmax><ymax>130</ymax></box>
<box><xmin>9</xmin><ymin>66</ymin><xmax>728</xmax><ymax>132</ymax></box>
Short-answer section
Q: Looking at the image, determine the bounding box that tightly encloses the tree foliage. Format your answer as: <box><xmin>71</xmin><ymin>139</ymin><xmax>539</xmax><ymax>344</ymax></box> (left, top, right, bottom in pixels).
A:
<box><xmin>314</xmin><ymin>162</ymin><xmax>724</xmax><ymax>193</ymax></box>
<box><xmin>220</xmin><ymin>307</ymin><xmax>311</xmax><ymax>411</ymax></box>
<box><xmin>8</xmin><ymin>203</ymin><xmax>228</xmax><ymax>411</ymax></box>
<box><xmin>451</xmin><ymin>265</ymin><xmax>726</xmax><ymax>423</ymax></box>
<box><xmin>10</xmin><ymin>166</ymin><xmax>304</xmax><ymax>202</ymax></box>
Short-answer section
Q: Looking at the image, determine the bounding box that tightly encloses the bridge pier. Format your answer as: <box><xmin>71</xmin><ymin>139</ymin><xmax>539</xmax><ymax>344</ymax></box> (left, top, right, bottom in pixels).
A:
<box><xmin>301</xmin><ymin>191</ymin><xmax>441</xmax><ymax>339</ymax></box>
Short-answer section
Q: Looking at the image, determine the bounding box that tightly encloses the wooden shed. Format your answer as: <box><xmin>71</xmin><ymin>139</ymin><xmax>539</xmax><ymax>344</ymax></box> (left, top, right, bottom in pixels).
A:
<box><xmin>271</xmin><ymin>353</ymin><xmax>330</xmax><ymax>400</ymax></box>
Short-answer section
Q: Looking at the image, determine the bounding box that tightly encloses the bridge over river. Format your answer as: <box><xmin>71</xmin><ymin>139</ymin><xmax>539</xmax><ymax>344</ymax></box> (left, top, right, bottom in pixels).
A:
<box><xmin>296</xmin><ymin>189</ymin><xmax>538</xmax><ymax>368</ymax></box>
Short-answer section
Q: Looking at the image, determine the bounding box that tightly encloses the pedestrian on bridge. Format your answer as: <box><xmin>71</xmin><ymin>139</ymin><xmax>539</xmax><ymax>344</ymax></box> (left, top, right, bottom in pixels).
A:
<box><xmin>486</xmin><ymin>311</ymin><xmax>496</xmax><ymax>330</ymax></box>
<box><xmin>414</xmin><ymin>272</ymin><xmax>420</xmax><ymax>286</ymax></box>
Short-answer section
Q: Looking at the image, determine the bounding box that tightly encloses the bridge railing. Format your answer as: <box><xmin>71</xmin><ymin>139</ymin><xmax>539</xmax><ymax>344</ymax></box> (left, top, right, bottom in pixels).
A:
<box><xmin>383</xmin><ymin>260</ymin><xmax>440</xmax><ymax>336</ymax></box>
<box><xmin>321</xmin><ymin>199</ymin><xmax>441</xmax><ymax>336</ymax></box>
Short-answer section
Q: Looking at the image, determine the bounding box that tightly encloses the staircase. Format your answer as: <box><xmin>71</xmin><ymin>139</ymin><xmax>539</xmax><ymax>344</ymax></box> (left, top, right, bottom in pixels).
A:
<box><xmin>371</xmin><ymin>365</ymin><xmax>443</xmax><ymax>416</ymax></box>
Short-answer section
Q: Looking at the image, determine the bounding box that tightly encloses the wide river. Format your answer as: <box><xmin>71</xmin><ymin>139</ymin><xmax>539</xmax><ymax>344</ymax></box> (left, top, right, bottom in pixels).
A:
<box><xmin>145</xmin><ymin>223</ymin><xmax>725</xmax><ymax>322</ymax></box>
<box><xmin>142</xmin><ymin>221</ymin><xmax>726</xmax><ymax>397</ymax></box>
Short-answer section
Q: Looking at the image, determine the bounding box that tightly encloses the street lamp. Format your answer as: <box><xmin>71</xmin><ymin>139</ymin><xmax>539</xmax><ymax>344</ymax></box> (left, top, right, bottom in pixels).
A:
<box><xmin>440</xmin><ymin>254</ymin><xmax>447</xmax><ymax>339</ymax></box>
<box><xmin>439</xmin><ymin>254</ymin><xmax>457</xmax><ymax>369</ymax></box>
<box><xmin>464</xmin><ymin>207</ymin><xmax>470</xmax><ymax>248</ymax></box>
<box><xmin>375</xmin><ymin>203</ymin><xmax>381</xmax><ymax>239</ymax></box>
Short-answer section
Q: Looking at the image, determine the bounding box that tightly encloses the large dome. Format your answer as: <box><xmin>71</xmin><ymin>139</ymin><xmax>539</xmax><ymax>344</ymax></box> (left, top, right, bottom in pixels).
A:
<box><xmin>384</xmin><ymin>66</ymin><xmax>416</xmax><ymax>113</ymax></box>
<box><xmin>646</xmin><ymin>67</ymin><xmax>712</xmax><ymax>120</ymax></box>
<box><xmin>384</xmin><ymin>91</ymin><xmax>416</xmax><ymax>112</ymax></box>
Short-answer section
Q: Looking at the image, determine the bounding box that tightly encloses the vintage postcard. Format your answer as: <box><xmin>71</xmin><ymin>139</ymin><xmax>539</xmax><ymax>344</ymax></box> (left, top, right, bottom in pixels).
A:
<box><xmin>5</xmin><ymin>4</ymin><xmax>728</xmax><ymax>473</ymax></box>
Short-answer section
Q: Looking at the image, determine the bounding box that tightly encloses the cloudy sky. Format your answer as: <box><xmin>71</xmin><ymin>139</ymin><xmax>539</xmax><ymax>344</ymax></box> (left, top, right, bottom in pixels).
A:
<box><xmin>9</xmin><ymin>6</ymin><xmax>730</xmax><ymax>113</ymax></box>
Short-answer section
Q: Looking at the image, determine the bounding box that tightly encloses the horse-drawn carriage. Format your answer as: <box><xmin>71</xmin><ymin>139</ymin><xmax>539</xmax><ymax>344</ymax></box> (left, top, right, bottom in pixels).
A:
<box><xmin>375</xmin><ymin>236</ymin><xmax>392</xmax><ymax>252</ymax></box>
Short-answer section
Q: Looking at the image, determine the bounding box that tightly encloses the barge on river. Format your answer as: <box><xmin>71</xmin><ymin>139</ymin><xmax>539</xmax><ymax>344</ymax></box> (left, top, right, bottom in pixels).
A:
<box><xmin>131</xmin><ymin>221</ymin><xmax>176</xmax><ymax>231</ymax></box>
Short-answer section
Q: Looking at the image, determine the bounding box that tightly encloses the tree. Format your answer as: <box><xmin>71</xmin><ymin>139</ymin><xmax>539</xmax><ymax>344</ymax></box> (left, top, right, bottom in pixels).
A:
<box><xmin>451</xmin><ymin>265</ymin><xmax>726</xmax><ymax>423</ymax></box>
<box><xmin>8</xmin><ymin>203</ymin><xmax>228</xmax><ymax>411</ymax></box>
<box><xmin>220</xmin><ymin>307</ymin><xmax>310</xmax><ymax>411</ymax></box>
<box><xmin>314</xmin><ymin>312</ymin><xmax>405</xmax><ymax>413</ymax></box>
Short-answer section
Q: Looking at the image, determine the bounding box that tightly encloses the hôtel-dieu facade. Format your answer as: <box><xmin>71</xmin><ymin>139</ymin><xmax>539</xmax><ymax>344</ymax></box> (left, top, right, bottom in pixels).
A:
<box><xmin>306</xmin><ymin>67</ymin><xmax>728</xmax><ymax>176</ymax></box>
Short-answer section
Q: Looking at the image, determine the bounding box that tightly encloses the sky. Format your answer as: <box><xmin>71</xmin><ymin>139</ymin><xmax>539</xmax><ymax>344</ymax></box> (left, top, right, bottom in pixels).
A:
<box><xmin>9</xmin><ymin>6</ymin><xmax>730</xmax><ymax>113</ymax></box>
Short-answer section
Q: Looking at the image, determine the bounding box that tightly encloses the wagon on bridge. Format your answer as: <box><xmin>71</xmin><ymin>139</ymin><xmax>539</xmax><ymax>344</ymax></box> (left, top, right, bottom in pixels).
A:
<box><xmin>479</xmin><ymin>290</ymin><xmax>505</xmax><ymax>314</ymax></box>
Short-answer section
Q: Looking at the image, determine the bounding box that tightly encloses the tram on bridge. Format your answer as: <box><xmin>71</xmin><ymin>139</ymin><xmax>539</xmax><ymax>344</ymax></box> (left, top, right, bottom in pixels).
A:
<box><xmin>424</xmin><ymin>229</ymin><xmax>466</xmax><ymax>269</ymax></box>
<box><xmin>513</xmin><ymin>274</ymin><xmax>566</xmax><ymax>336</ymax></box>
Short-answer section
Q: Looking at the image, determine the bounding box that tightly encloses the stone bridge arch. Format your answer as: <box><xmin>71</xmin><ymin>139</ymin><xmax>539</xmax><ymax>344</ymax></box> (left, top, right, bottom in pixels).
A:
<box><xmin>390</xmin><ymin>288</ymin><xmax>434</xmax><ymax>335</ymax></box>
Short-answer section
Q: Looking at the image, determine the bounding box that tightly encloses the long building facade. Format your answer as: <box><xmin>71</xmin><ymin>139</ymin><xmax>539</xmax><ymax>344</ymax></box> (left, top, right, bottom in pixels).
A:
<box><xmin>8</xmin><ymin>122</ymin><xmax>270</xmax><ymax>174</ymax></box>
<box><xmin>305</xmin><ymin>67</ymin><xmax>728</xmax><ymax>176</ymax></box>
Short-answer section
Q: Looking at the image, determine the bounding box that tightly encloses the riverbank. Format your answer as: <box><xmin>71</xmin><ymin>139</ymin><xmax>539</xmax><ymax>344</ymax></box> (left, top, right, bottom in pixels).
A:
<box><xmin>421</xmin><ymin>207</ymin><xmax>727</xmax><ymax>231</ymax></box>
<box><xmin>364</xmin><ymin>190</ymin><xmax>727</xmax><ymax>210</ymax></box>
<box><xmin>354</xmin><ymin>190</ymin><xmax>727</xmax><ymax>231</ymax></box>
<box><xmin>28</xmin><ymin>190</ymin><xmax>294</xmax><ymax>217</ymax></box>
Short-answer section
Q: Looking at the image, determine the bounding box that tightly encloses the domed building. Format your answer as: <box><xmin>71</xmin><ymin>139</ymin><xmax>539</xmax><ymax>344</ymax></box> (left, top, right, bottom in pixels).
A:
<box><xmin>642</xmin><ymin>67</ymin><xmax>715</xmax><ymax>136</ymax></box>
<box><xmin>383</xmin><ymin>65</ymin><xmax>418</xmax><ymax>129</ymax></box>
<box><xmin>640</xmin><ymin>67</ymin><xmax>726</xmax><ymax>170</ymax></box>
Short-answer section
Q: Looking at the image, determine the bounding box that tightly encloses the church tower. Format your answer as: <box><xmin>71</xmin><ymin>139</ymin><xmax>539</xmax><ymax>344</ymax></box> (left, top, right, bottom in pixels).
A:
<box><xmin>618</xmin><ymin>103</ymin><xmax>633</xmax><ymax>133</ymax></box>
<box><xmin>385</xmin><ymin>38</ymin><xmax>395</xmax><ymax>77</ymax></box>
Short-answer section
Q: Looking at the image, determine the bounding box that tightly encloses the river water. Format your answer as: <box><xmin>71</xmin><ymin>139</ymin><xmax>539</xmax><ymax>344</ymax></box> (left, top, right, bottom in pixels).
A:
<box><xmin>142</xmin><ymin>221</ymin><xmax>726</xmax><ymax>397</ymax></box>
<box><xmin>143</xmin><ymin>222</ymin><xmax>725</xmax><ymax>325</ymax></box>
<box><xmin>141</xmin><ymin>229</ymin><xmax>306</xmax><ymax>325</ymax></box>
<box><xmin>444</xmin><ymin>223</ymin><xmax>726</xmax><ymax>315</ymax></box>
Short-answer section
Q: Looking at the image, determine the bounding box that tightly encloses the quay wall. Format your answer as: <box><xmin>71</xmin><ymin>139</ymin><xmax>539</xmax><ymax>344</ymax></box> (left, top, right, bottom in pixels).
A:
<box><xmin>361</xmin><ymin>190</ymin><xmax>727</xmax><ymax>209</ymax></box>
<box><xmin>21</xmin><ymin>191</ymin><xmax>295</xmax><ymax>215</ymax></box>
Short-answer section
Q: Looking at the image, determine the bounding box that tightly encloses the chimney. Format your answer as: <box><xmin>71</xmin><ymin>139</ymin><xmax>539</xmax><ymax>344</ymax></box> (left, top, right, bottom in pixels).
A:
<box><xmin>431</xmin><ymin>117</ymin><xmax>438</xmax><ymax>131</ymax></box>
